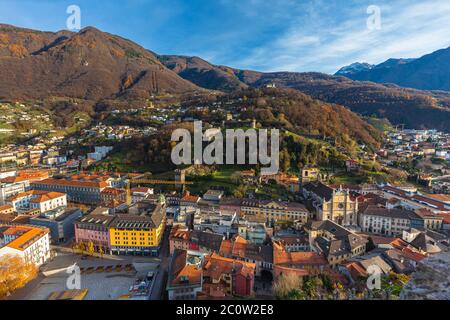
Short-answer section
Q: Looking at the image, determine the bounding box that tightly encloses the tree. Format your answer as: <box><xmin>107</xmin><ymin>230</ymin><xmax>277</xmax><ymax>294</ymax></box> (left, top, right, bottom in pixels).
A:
<box><xmin>273</xmin><ymin>273</ymin><xmax>304</xmax><ymax>300</ymax></box>
<box><xmin>230</xmin><ymin>172</ymin><xmax>243</xmax><ymax>184</ymax></box>
<box><xmin>280</xmin><ymin>148</ymin><xmax>291</xmax><ymax>172</ymax></box>
<box><xmin>87</xmin><ymin>241</ymin><xmax>95</xmax><ymax>256</ymax></box>
<box><xmin>0</xmin><ymin>255</ymin><xmax>38</xmax><ymax>299</ymax></box>
<box><xmin>98</xmin><ymin>245</ymin><xmax>104</xmax><ymax>258</ymax></box>
<box><xmin>233</xmin><ymin>184</ymin><xmax>248</xmax><ymax>198</ymax></box>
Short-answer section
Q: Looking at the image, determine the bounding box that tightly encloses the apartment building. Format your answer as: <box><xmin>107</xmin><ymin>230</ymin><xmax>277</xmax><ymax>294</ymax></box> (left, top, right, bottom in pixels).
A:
<box><xmin>6</xmin><ymin>190</ymin><xmax>67</xmax><ymax>213</ymax></box>
<box><xmin>0</xmin><ymin>225</ymin><xmax>51</xmax><ymax>266</ymax></box>
<box><xmin>100</xmin><ymin>187</ymin><xmax>126</xmax><ymax>205</ymax></box>
<box><xmin>201</xmin><ymin>253</ymin><xmax>255</xmax><ymax>297</ymax></box>
<box><xmin>109</xmin><ymin>202</ymin><xmax>166</xmax><ymax>256</ymax></box>
<box><xmin>0</xmin><ymin>181</ymin><xmax>26</xmax><ymax>205</ymax></box>
<box><xmin>31</xmin><ymin>178</ymin><xmax>108</xmax><ymax>204</ymax></box>
<box><xmin>74</xmin><ymin>214</ymin><xmax>116</xmax><ymax>251</ymax></box>
<box><xmin>167</xmin><ymin>249</ymin><xmax>203</xmax><ymax>300</ymax></box>
<box><xmin>30</xmin><ymin>208</ymin><xmax>83</xmax><ymax>243</ymax></box>
<box><xmin>304</xmin><ymin>220</ymin><xmax>367</xmax><ymax>266</ymax></box>
<box><xmin>360</xmin><ymin>205</ymin><xmax>424</xmax><ymax>237</ymax></box>
<box><xmin>240</xmin><ymin>199</ymin><xmax>309</xmax><ymax>223</ymax></box>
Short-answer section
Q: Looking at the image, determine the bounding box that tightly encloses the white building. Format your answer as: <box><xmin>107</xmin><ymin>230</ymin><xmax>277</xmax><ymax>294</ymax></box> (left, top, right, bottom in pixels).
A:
<box><xmin>131</xmin><ymin>187</ymin><xmax>154</xmax><ymax>204</ymax></box>
<box><xmin>0</xmin><ymin>170</ymin><xmax>16</xmax><ymax>179</ymax></box>
<box><xmin>87</xmin><ymin>146</ymin><xmax>113</xmax><ymax>161</ymax></box>
<box><xmin>0</xmin><ymin>182</ymin><xmax>26</xmax><ymax>205</ymax></box>
<box><xmin>0</xmin><ymin>225</ymin><xmax>51</xmax><ymax>266</ymax></box>
<box><xmin>7</xmin><ymin>190</ymin><xmax>67</xmax><ymax>213</ymax></box>
<box><xmin>359</xmin><ymin>205</ymin><xmax>422</xmax><ymax>237</ymax></box>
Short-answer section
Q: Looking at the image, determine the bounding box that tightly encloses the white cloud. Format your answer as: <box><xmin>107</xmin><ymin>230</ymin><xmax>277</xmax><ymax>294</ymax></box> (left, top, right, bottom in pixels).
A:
<box><xmin>234</xmin><ymin>0</ymin><xmax>450</xmax><ymax>73</ymax></box>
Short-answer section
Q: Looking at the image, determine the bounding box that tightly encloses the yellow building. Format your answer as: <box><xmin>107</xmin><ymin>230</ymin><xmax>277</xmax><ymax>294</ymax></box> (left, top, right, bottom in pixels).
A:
<box><xmin>109</xmin><ymin>202</ymin><xmax>166</xmax><ymax>256</ymax></box>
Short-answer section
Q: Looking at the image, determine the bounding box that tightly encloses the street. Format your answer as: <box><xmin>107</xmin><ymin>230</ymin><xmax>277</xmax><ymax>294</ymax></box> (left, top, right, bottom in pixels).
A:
<box><xmin>150</xmin><ymin>226</ymin><xmax>171</xmax><ymax>300</ymax></box>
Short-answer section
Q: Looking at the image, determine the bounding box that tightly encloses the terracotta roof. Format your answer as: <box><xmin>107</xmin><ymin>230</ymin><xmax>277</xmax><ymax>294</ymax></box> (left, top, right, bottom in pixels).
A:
<box><xmin>273</xmin><ymin>241</ymin><xmax>327</xmax><ymax>266</ymax></box>
<box><xmin>181</xmin><ymin>194</ymin><xmax>200</xmax><ymax>203</ymax></box>
<box><xmin>7</xmin><ymin>190</ymin><xmax>65</xmax><ymax>202</ymax></box>
<box><xmin>414</xmin><ymin>208</ymin><xmax>443</xmax><ymax>219</ymax></box>
<box><xmin>29</xmin><ymin>192</ymin><xmax>66</xmax><ymax>203</ymax></box>
<box><xmin>5</xmin><ymin>226</ymin><xmax>49</xmax><ymax>251</ymax></box>
<box><xmin>387</xmin><ymin>198</ymin><xmax>401</xmax><ymax>204</ymax></box>
<box><xmin>101</xmin><ymin>187</ymin><xmax>125</xmax><ymax>195</ymax></box>
<box><xmin>400</xmin><ymin>247</ymin><xmax>427</xmax><ymax>262</ymax></box>
<box><xmin>423</xmin><ymin>194</ymin><xmax>450</xmax><ymax>204</ymax></box>
<box><xmin>198</xmin><ymin>283</ymin><xmax>227</xmax><ymax>300</ymax></box>
<box><xmin>171</xmin><ymin>264</ymin><xmax>202</xmax><ymax>286</ymax></box>
<box><xmin>220</xmin><ymin>236</ymin><xmax>246</xmax><ymax>258</ymax></box>
<box><xmin>131</xmin><ymin>187</ymin><xmax>152</xmax><ymax>193</ymax></box>
<box><xmin>439</xmin><ymin>213</ymin><xmax>450</xmax><ymax>224</ymax></box>
<box><xmin>17</xmin><ymin>170</ymin><xmax>49</xmax><ymax>181</ymax></box>
<box><xmin>169</xmin><ymin>226</ymin><xmax>191</xmax><ymax>241</ymax></box>
<box><xmin>203</xmin><ymin>253</ymin><xmax>255</xmax><ymax>280</ymax></box>
<box><xmin>0</xmin><ymin>204</ymin><xmax>13</xmax><ymax>212</ymax></box>
<box><xmin>345</xmin><ymin>261</ymin><xmax>367</xmax><ymax>279</ymax></box>
<box><xmin>365</xmin><ymin>235</ymin><xmax>408</xmax><ymax>249</ymax></box>
<box><xmin>32</xmin><ymin>178</ymin><xmax>108</xmax><ymax>189</ymax></box>
<box><xmin>1</xmin><ymin>176</ymin><xmax>28</xmax><ymax>183</ymax></box>
<box><xmin>3</xmin><ymin>225</ymin><xmax>30</xmax><ymax>236</ymax></box>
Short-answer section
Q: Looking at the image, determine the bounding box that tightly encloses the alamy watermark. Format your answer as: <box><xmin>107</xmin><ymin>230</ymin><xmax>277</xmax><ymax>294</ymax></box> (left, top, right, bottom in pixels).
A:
<box><xmin>366</xmin><ymin>264</ymin><xmax>382</xmax><ymax>290</ymax></box>
<box><xmin>66</xmin><ymin>263</ymin><xmax>81</xmax><ymax>290</ymax></box>
<box><xmin>66</xmin><ymin>5</ymin><xmax>81</xmax><ymax>31</ymax></box>
<box><xmin>367</xmin><ymin>5</ymin><xmax>381</xmax><ymax>30</ymax></box>
<box><xmin>171</xmin><ymin>121</ymin><xmax>280</xmax><ymax>175</ymax></box>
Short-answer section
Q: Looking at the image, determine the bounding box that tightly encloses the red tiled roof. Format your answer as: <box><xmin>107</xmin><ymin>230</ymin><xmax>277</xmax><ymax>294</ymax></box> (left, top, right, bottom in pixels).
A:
<box><xmin>401</xmin><ymin>247</ymin><xmax>427</xmax><ymax>262</ymax></box>
<box><xmin>32</xmin><ymin>178</ymin><xmax>108</xmax><ymax>189</ymax></box>
<box><xmin>273</xmin><ymin>241</ymin><xmax>327</xmax><ymax>266</ymax></box>
<box><xmin>181</xmin><ymin>194</ymin><xmax>200</xmax><ymax>203</ymax></box>
<box><xmin>169</xmin><ymin>226</ymin><xmax>191</xmax><ymax>241</ymax></box>
<box><xmin>203</xmin><ymin>253</ymin><xmax>255</xmax><ymax>280</ymax></box>
<box><xmin>7</xmin><ymin>190</ymin><xmax>65</xmax><ymax>202</ymax></box>
<box><xmin>0</xmin><ymin>204</ymin><xmax>13</xmax><ymax>212</ymax></box>
<box><xmin>101</xmin><ymin>187</ymin><xmax>125</xmax><ymax>195</ymax></box>
<box><xmin>1</xmin><ymin>176</ymin><xmax>28</xmax><ymax>183</ymax></box>
<box><xmin>5</xmin><ymin>226</ymin><xmax>49</xmax><ymax>251</ymax></box>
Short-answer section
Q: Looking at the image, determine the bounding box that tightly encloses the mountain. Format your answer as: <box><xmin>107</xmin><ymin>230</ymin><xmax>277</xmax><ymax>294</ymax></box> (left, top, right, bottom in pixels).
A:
<box><xmin>335</xmin><ymin>62</ymin><xmax>374</xmax><ymax>76</ymax></box>
<box><xmin>158</xmin><ymin>55</ymin><xmax>247</xmax><ymax>92</ymax></box>
<box><xmin>160</xmin><ymin>55</ymin><xmax>450</xmax><ymax>132</ymax></box>
<box><xmin>218</xmin><ymin>87</ymin><xmax>383</xmax><ymax>149</ymax></box>
<box><xmin>0</xmin><ymin>24</ymin><xmax>202</xmax><ymax>101</ymax></box>
<box><xmin>1</xmin><ymin>24</ymin><xmax>449</xmax><ymax>132</ymax></box>
<box><xmin>235</xmin><ymin>71</ymin><xmax>450</xmax><ymax>131</ymax></box>
<box><xmin>335</xmin><ymin>48</ymin><xmax>450</xmax><ymax>91</ymax></box>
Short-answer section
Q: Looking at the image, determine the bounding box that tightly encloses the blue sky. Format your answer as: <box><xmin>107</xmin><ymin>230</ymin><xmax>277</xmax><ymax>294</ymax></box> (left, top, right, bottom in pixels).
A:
<box><xmin>0</xmin><ymin>0</ymin><xmax>449</xmax><ymax>73</ymax></box>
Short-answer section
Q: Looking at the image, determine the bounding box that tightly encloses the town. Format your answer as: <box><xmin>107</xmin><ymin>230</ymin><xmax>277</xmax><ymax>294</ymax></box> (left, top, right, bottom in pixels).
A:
<box><xmin>0</xmin><ymin>3</ymin><xmax>450</xmax><ymax>305</ymax></box>
<box><xmin>0</xmin><ymin>121</ymin><xmax>449</xmax><ymax>300</ymax></box>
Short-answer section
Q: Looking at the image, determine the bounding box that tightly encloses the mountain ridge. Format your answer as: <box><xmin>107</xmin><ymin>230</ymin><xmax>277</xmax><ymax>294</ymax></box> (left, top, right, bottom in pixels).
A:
<box><xmin>0</xmin><ymin>25</ymin><xmax>203</xmax><ymax>101</ymax></box>
<box><xmin>0</xmin><ymin>24</ymin><xmax>449</xmax><ymax>132</ymax></box>
<box><xmin>335</xmin><ymin>47</ymin><xmax>450</xmax><ymax>91</ymax></box>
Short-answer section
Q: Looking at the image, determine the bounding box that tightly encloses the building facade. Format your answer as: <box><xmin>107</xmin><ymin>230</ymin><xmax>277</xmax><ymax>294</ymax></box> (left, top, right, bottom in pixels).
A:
<box><xmin>74</xmin><ymin>214</ymin><xmax>116</xmax><ymax>251</ymax></box>
<box><xmin>30</xmin><ymin>208</ymin><xmax>83</xmax><ymax>243</ymax></box>
<box><xmin>109</xmin><ymin>203</ymin><xmax>166</xmax><ymax>256</ymax></box>
<box><xmin>302</xmin><ymin>182</ymin><xmax>358</xmax><ymax>226</ymax></box>
<box><xmin>0</xmin><ymin>225</ymin><xmax>51</xmax><ymax>266</ymax></box>
<box><xmin>31</xmin><ymin>179</ymin><xmax>108</xmax><ymax>205</ymax></box>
